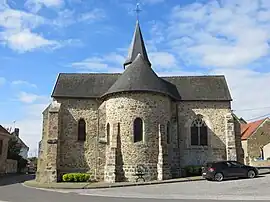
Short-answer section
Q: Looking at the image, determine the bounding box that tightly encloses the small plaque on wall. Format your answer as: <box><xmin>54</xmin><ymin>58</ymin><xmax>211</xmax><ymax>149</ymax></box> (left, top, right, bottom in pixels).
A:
<box><xmin>47</xmin><ymin>139</ymin><xmax>58</xmax><ymax>144</ymax></box>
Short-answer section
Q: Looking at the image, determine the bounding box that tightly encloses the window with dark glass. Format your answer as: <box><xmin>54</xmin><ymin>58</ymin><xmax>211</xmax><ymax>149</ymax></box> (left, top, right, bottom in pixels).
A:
<box><xmin>78</xmin><ymin>119</ymin><xmax>86</xmax><ymax>141</ymax></box>
<box><xmin>167</xmin><ymin>121</ymin><xmax>170</xmax><ymax>144</ymax></box>
<box><xmin>106</xmin><ymin>123</ymin><xmax>110</xmax><ymax>144</ymax></box>
<box><xmin>190</xmin><ymin>115</ymin><xmax>208</xmax><ymax>146</ymax></box>
<box><xmin>134</xmin><ymin>118</ymin><xmax>143</xmax><ymax>143</ymax></box>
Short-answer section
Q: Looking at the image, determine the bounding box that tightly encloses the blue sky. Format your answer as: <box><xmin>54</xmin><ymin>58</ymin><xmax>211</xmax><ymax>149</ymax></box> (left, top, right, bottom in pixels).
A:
<box><xmin>0</xmin><ymin>0</ymin><xmax>270</xmax><ymax>155</ymax></box>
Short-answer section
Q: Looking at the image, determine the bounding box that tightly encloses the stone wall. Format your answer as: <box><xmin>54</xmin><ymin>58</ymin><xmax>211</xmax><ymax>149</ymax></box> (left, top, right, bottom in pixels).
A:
<box><xmin>233</xmin><ymin>115</ymin><xmax>244</xmax><ymax>163</ymax></box>
<box><xmin>36</xmin><ymin>105</ymin><xmax>49</xmax><ymax>182</ymax></box>
<box><xmin>56</xmin><ymin>98</ymin><xmax>106</xmax><ymax>180</ymax></box>
<box><xmin>104</xmin><ymin>92</ymin><xmax>171</xmax><ymax>182</ymax></box>
<box><xmin>6</xmin><ymin>159</ymin><xmax>17</xmax><ymax>173</ymax></box>
<box><xmin>0</xmin><ymin>133</ymin><xmax>10</xmax><ymax>174</ymax></box>
<box><xmin>250</xmin><ymin>160</ymin><xmax>270</xmax><ymax>167</ymax></box>
<box><xmin>36</xmin><ymin>101</ymin><xmax>62</xmax><ymax>183</ymax></box>
<box><xmin>177</xmin><ymin>101</ymin><xmax>232</xmax><ymax>167</ymax></box>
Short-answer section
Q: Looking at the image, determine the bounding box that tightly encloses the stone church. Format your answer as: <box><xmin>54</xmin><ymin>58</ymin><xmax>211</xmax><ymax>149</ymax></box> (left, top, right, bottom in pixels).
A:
<box><xmin>36</xmin><ymin>21</ymin><xmax>243</xmax><ymax>183</ymax></box>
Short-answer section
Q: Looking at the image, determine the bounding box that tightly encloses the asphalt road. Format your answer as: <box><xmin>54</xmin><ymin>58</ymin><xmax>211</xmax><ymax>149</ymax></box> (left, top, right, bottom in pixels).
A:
<box><xmin>0</xmin><ymin>174</ymin><xmax>269</xmax><ymax>202</ymax></box>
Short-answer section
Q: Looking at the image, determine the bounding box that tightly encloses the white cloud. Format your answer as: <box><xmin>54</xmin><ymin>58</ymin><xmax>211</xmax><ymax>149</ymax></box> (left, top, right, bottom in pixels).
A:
<box><xmin>25</xmin><ymin>0</ymin><xmax>64</xmax><ymax>13</ymax></box>
<box><xmin>17</xmin><ymin>92</ymin><xmax>49</xmax><ymax>104</ymax></box>
<box><xmin>2</xmin><ymin>29</ymin><xmax>59</xmax><ymax>53</ymax></box>
<box><xmin>167</xmin><ymin>0</ymin><xmax>270</xmax><ymax>69</ymax></box>
<box><xmin>78</xmin><ymin>8</ymin><xmax>106</xmax><ymax>22</ymax></box>
<box><xmin>0</xmin><ymin>8</ymin><xmax>45</xmax><ymax>31</ymax></box>
<box><xmin>149</xmin><ymin>52</ymin><xmax>177</xmax><ymax>68</ymax></box>
<box><xmin>72</xmin><ymin>53</ymin><xmax>125</xmax><ymax>73</ymax></box>
<box><xmin>0</xmin><ymin>77</ymin><xmax>6</xmax><ymax>86</ymax></box>
<box><xmin>11</xmin><ymin>80</ymin><xmax>37</xmax><ymax>88</ymax></box>
<box><xmin>0</xmin><ymin>5</ymin><xmax>60</xmax><ymax>52</ymax></box>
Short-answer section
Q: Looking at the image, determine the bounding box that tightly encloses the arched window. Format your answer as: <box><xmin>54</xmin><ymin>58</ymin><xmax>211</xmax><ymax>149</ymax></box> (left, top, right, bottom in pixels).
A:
<box><xmin>78</xmin><ymin>119</ymin><xmax>86</xmax><ymax>141</ymax></box>
<box><xmin>190</xmin><ymin>115</ymin><xmax>208</xmax><ymax>146</ymax></box>
<box><xmin>167</xmin><ymin>121</ymin><xmax>170</xmax><ymax>144</ymax></box>
<box><xmin>106</xmin><ymin>123</ymin><xmax>110</xmax><ymax>144</ymax></box>
<box><xmin>134</xmin><ymin>118</ymin><xmax>143</xmax><ymax>143</ymax></box>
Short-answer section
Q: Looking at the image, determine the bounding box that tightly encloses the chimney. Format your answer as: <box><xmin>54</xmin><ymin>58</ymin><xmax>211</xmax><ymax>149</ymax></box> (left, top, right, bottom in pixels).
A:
<box><xmin>14</xmin><ymin>128</ymin><xmax>19</xmax><ymax>137</ymax></box>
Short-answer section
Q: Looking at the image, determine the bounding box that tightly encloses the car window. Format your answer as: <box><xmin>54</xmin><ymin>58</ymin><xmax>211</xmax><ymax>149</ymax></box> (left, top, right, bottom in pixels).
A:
<box><xmin>229</xmin><ymin>161</ymin><xmax>243</xmax><ymax>167</ymax></box>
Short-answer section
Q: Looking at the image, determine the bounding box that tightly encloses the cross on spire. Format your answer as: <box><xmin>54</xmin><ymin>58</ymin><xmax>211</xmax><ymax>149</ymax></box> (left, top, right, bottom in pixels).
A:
<box><xmin>134</xmin><ymin>2</ymin><xmax>142</xmax><ymax>21</ymax></box>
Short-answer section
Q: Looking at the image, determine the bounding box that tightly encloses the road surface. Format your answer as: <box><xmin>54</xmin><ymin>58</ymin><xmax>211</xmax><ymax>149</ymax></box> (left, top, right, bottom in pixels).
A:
<box><xmin>0</xmin><ymin>174</ymin><xmax>270</xmax><ymax>202</ymax></box>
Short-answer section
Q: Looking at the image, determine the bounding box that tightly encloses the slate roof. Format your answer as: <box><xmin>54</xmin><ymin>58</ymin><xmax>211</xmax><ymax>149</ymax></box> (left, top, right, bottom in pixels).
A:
<box><xmin>124</xmin><ymin>21</ymin><xmax>151</xmax><ymax>68</ymax></box>
<box><xmin>103</xmin><ymin>54</ymin><xmax>181</xmax><ymax>100</ymax></box>
<box><xmin>241</xmin><ymin>118</ymin><xmax>268</xmax><ymax>140</ymax></box>
<box><xmin>51</xmin><ymin>21</ymin><xmax>232</xmax><ymax>101</ymax></box>
<box><xmin>0</xmin><ymin>125</ymin><xmax>10</xmax><ymax>136</ymax></box>
<box><xmin>52</xmin><ymin>73</ymin><xmax>232</xmax><ymax>101</ymax></box>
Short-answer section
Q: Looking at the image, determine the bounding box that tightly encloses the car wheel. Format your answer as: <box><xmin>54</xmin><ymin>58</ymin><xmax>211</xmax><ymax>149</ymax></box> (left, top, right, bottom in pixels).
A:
<box><xmin>214</xmin><ymin>173</ymin><xmax>224</xmax><ymax>182</ymax></box>
<box><xmin>247</xmin><ymin>170</ymin><xmax>256</xmax><ymax>179</ymax></box>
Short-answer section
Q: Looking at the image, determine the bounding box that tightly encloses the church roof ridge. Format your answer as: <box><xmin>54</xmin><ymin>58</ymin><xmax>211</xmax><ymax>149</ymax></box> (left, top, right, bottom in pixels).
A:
<box><xmin>58</xmin><ymin>72</ymin><xmax>121</xmax><ymax>75</ymax></box>
<box><xmin>161</xmin><ymin>75</ymin><xmax>226</xmax><ymax>78</ymax></box>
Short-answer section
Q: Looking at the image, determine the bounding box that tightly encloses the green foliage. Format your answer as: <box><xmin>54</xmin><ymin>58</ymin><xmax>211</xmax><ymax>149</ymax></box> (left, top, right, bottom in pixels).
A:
<box><xmin>7</xmin><ymin>136</ymin><xmax>27</xmax><ymax>173</ymax></box>
<box><xmin>267</xmin><ymin>157</ymin><xmax>270</xmax><ymax>161</ymax></box>
<box><xmin>7</xmin><ymin>136</ymin><xmax>22</xmax><ymax>159</ymax></box>
<box><xmin>28</xmin><ymin>157</ymin><xmax>38</xmax><ymax>167</ymax></box>
<box><xmin>184</xmin><ymin>165</ymin><xmax>202</xmax><ymax>177</ymax></box>
<box><xmin>62</xmin><ymin>173</ymin><xmax>91</xmax><ymax>182</ymax></box>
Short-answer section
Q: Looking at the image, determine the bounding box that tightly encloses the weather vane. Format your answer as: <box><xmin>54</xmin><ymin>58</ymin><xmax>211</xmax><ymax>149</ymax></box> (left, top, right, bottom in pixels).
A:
<box><xmin>133</xmin><ymin>1</ymin><xmax>142</xmax><ymax>21</ymax></box>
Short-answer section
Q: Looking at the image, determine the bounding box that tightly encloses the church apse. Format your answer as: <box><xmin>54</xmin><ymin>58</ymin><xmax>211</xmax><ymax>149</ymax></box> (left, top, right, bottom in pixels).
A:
<box><xmin>104</xmin><ymin>92</ymin><xmax>172</xmax><ymax>182</ymax></box>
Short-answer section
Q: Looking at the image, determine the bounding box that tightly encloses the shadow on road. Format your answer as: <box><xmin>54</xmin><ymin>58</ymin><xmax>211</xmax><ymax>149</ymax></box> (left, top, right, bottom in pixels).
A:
<box><xmin>0</xmin><ymin>174</ymin><xmax>35</xmax><ymax>186</ymax></box>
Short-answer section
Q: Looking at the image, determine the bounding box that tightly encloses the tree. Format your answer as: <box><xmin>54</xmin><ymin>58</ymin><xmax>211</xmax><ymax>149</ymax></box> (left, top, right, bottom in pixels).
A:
<box><xmin>7</xmin><ymin>136</ymin><xmax>27</xmax><ymax>173</ymax></box>
<box><xmin>28</xmin><ymin>157</ymin><xmax>38</xmax><ymax>167</ymax></box>
<box><xmin>7</xmin><ymin>136</ymin><xmax>22</xmax><ymax>159</ymax></box>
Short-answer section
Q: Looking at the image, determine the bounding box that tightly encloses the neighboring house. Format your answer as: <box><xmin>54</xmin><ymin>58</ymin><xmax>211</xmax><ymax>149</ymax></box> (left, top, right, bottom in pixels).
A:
<box><xmin>241</xmin><ymin>117</ymin><xmax>270</xmax><ymax>165</ymax></box>
<box><xmin>11</xmin><ymin>128</ymin><xmax>29</xmax><ymax>160</ymax></box>
<box><xmin>0</xmin><ymin>125</ymin><xmax>11</xmax><ymax>174</ymax></box>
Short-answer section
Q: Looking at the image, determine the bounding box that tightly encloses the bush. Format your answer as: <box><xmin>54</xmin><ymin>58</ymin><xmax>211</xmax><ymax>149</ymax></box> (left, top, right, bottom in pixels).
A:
<box><xmin>62</xmin><ymin>173</ymin><xmax>91</xmax><ymax>182</ymax></box>
<box><xmin>184</xmin><ymin>165</ymin><xmax>202</xmax><ymax>177</ymax></box>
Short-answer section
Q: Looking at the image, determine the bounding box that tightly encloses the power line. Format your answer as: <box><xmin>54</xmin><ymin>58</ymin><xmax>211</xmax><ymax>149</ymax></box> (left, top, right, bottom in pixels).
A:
<box><xmin>246</xmin><ymin>113</ymin><xmax>270</xmax><ymax>122</ymax></box>
<box><xmin>233</xmin><ymin>106</ymin><xmax>270</xmax><ymax>112</ymax></box>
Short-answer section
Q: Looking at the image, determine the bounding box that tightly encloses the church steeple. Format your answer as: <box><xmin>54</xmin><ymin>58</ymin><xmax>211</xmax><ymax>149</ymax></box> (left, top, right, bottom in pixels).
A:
<box><xmin>123</xmin><ymin>20</ymin><xmax>151</xmax><ymax>69</ymax></box>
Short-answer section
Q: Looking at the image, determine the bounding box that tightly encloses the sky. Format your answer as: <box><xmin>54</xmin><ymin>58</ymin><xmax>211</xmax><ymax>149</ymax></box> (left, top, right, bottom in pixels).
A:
<box><xmin>0</xmin><ymin>0</ymin><xmax>270</xmax><ymax>156</ymax></box>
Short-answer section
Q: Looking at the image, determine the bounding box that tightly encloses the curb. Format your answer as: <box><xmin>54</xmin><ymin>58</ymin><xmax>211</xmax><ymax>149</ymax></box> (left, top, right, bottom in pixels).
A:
<box><xmin>23</xmin><ymin>177</ymin><xmax>205</xmax><ymax>190</ymax></box>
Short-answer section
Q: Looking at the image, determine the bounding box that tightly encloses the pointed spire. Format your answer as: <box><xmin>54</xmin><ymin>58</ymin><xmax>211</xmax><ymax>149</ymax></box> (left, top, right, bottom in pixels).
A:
<box><xmin>123</xmin><ymin>20</ymin><xmax>151</xmax><ymax>69</ymax></box>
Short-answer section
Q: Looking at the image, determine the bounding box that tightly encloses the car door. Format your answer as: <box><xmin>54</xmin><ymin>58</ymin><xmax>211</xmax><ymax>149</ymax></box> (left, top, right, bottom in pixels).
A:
<box><xmin>221</xmin><ymin>161</ymin><xmax>238</xmax><ymax>178</ymax></box>
<box><xmin>228</xmin><ymin>161</ymin><xmax>246</xmax><ymax>177</ymax></box>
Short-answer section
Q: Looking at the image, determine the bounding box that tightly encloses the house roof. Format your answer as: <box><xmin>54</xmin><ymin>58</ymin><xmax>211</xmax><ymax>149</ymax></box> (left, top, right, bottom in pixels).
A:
<box><xmin>124</xmin><ymin>21</ymin><xmax>151</xmax><ymax>68</ymax></box>
<box><xmin>0</xmin><ymin>125</ymin><xmax>10</xmax><ymax>136</ymax></box>
<box><xmin>102</xmin><ymin>54</ymin><xmax>181</xmax><ymax>100</ymax></box>
<box><xmin>241</xmin><ymin>118</ymin><xmax>268</xmax><ymax>140</ymax></box>
<box><xmin>10</xmin><ymin>132</ymin><xmax>29</xmax><ymax>149</ymax></box>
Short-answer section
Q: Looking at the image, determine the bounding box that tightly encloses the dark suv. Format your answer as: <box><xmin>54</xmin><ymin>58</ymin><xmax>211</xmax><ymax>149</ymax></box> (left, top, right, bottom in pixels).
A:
<box><xmin>202</xmin><ymin>161</ymin><xmax>259</xmax><ymax>182</ymax></box>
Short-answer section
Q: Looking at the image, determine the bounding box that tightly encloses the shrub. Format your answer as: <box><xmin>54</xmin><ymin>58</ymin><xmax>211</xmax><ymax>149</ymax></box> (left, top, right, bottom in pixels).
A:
<box><xmin>184</xmin><ymin>165</ymin><xmax>202</xmax><ymax>177</ymax></box>
<box><xmin>62</xmin><ymin>173</ymin><xmax>91</xmax><ymax>182</ymax></box>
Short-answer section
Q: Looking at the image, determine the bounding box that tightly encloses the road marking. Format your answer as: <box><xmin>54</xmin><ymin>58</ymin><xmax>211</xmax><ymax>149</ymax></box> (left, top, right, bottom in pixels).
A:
<box><xmin>21</xmin><ymin>183</ymin><xmax>71</xmax><ymax>193</ymax></box>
